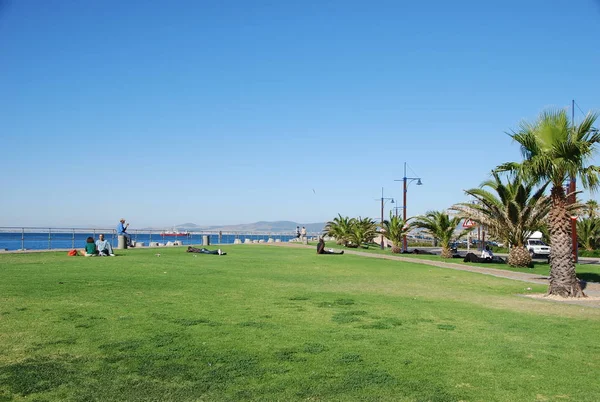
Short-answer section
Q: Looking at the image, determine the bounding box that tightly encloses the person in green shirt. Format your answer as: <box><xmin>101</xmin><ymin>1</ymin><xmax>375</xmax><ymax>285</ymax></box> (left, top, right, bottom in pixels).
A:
<box><xmin>84</xmin><ymin>237</ymin><xmax>98</xmax><ymax>257</ymax></box>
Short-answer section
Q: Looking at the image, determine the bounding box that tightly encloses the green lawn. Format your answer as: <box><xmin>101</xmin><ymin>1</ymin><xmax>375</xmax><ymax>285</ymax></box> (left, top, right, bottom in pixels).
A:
<box><xmin>1</xmin><ymin>245</ymin><xmax>600</xmax><ymax>401</ymax></box>
<box><xmin>321</xmin><ymin>241</ymin><xmax>600</xmax><ymax>283</ymax></box>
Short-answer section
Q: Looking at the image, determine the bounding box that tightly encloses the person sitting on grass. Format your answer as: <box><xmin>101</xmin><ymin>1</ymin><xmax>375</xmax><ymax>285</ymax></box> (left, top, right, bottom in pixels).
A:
<box><xmin>84</xmin><ymin>236</ymin><xmax>98</xmax><ymax>257</ymax></box>
<box><xmin>463</xmin><ymin>250</ymin><xmax>505</xmax><ymax>264</ymax></box>
<box><xmin>317</xmin><ymin>238</ymin><xmax>344</xmax><ymax>255</ymax></box>
<box><xmin>409</xmin><ymin>249</ymin><xmax>435</xmax><ymax>255</ymax></box>
<box><xmin>96</xmin><ymin>234</ymin><xmax>115</xmax><ymax>256</ymax></box>
<box><xmin>186</xmin><ymin>246</ymin><xmax>226</xmax><ymax>255</ymax></box>
<box><xmin>481</xmin><ymin>245</ymin><xmax>493</xmax><ymax>260</ymax></box>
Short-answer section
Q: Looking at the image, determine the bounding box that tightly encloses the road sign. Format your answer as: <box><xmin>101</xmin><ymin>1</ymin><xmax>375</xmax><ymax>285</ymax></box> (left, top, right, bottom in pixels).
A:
<box><xmin>462</xmin><ymin>219</ymin><xmax>477</xmax><ymax>228</ymax></box>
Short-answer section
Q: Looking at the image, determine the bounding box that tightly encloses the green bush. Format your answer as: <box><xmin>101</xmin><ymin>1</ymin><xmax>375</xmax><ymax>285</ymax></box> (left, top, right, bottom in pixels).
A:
<box><xmin>578</xmin><ymin>249</ymin><xmax>600</xmax><ymax>258</ymax></box>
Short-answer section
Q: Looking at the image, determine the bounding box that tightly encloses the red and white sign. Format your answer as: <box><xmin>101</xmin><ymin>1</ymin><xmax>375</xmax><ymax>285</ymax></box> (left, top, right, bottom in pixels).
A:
<box><xmin>462</xmin><ymin>219</ymin><xmax>477</xmax><ymax>228</ymax></box>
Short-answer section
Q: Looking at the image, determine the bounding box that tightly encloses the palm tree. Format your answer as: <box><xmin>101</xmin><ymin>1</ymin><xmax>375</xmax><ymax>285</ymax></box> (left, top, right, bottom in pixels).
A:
<box><xmin>537</xmin><ymin>223</ymin><xmax>551</xmax><ymax>246</ymax></box>
<box><xmin>324</xmin><ymin>214</ymin><xmax>352</xmax><ymax>245</ymax></box>
<box><xmin>380</xmin><ymin>212</ymin><xmax>411</xmax><ymax>253</ymax></box>
<box><xmin>452</xmin><ymin>173</ymin><xmax>550</xmax><ymax>267</ymax></box>
<box><xmin>346</xmin><ymin>217</ymin><xmax>378</xmax><ymax>248</ymax></box>
<box><xmin>585</xmin><ymin>199</ymin><xmax>599</xmax><ymax>219</ymax></box>
<box><xmin>577</xmin><ymin>217</ymin><xmax>600</xmax><ymax>251</ymax></box>
<box><xmin>412</xmin><ymin>210</ymin><xmax>465</xmax><ymax>258</ymax></box>
<box><xmin>496</xmin><ymin>109</ymin><xmax>600</xmax><ymax>297</ymax></box>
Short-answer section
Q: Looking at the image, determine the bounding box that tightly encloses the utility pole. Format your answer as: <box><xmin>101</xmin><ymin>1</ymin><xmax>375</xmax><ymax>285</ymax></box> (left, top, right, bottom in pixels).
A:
<box><xmin>377</xmin><ymin>188</ymin><xmax>394</xmax><ymax>250</ymax></box>
<box><xmin>570</xmin><ymin>99</ymin><xmax>578</xmax><ymax>263</ymax></box>
<box><xmin>394</xmin><ymin>162</ymin><xmax>422</xmax><ymax>252</ymax></box>
<box><xmin>380</xmin><ymin>187</ymin><xmax>384</xmax><ymax>250</ymax></box>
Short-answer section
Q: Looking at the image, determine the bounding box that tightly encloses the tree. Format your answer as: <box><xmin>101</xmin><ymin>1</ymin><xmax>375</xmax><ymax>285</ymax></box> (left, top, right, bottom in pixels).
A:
<box><xmin>577</xmin><ymin>217</ymin><xmax>600</xmax><ymax>251</ymax></box>
<box><xmin>412</xmin><ymin>210</ymin><xmax>464</xmax><ymax>258</ymax></box>
<box><xmin>452</xmin><ymin>173</ymin><xmax>550</xmax><ymax>267</ymax></box>
<box><xmin>346</xmin><ymin>217</ymin><xmax>378</xmax><ymax>248</ymax></box>
<box><xmin>380</xmin><ymin>212</ymin><xmax>411</xmax><ymax>253</ymax></box>
<box><xmin>585</xmin><ymin>199</ymin><xmax>599</xmax><ymax>219</ymax></box>
<box><xmin>324</xmin><ymin>214</ymin><xmax>352</xmax><ymax>245</ymax></box>
<box><xmin>496</xmin><ymin>109</ymin><xmax>600</xmax><ymax>297</ymax></box>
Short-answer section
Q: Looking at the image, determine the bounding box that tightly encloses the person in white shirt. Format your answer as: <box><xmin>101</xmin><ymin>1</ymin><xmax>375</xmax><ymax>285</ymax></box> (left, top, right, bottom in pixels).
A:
<box><xmin>96</xmin><ymin>234</ymin><xmax>115</xmax><ymax>256</ymax></box>
<box><xmin>481</xmin><ymin>245</ymin><xmax>493</xmax><ymax>260</ymax></box>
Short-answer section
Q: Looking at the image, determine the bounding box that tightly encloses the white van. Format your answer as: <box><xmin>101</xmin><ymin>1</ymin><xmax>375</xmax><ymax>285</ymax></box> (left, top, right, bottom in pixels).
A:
<box><xmin>526</xmin><ymin>231</ymin><xmax>550</xmax><ymax>257</ymax></box>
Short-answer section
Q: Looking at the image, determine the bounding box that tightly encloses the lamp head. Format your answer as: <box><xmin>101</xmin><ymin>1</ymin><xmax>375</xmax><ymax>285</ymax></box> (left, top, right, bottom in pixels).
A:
<box><xmin>416</xmin><ymin>179</ymin><xmax>423</xmax><ymax>186</ymax></box>
<box><xmin>391</xmin><ymin>199</ymin><xmax>395</xmax><ymax>204</ymax></box>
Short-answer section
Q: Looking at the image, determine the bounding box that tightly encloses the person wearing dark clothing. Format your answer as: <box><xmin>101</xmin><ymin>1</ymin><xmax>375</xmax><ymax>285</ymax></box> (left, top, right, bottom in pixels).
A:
<box><xmin>187</xmin><ymin>246</ymin><xmax>226</xmax><ymax>255</ymax></box>
<box><xmin>464</xmin><ymin>252</ymin><xmax>484</xmax><ymax>263</ymax></box>
<box><xmin>317</xmin><ymin>238</ymin><xmax>344</xmax><ymax>255</ymax></box>
<box><xmin>409</xmin><ymin>249</ymin><xmax>435</xmax><ymax>255</ymax></box>
<box><xmin>463</xmin><ymin>252</ymin><xmax>505</xmax><ymax>263</ymax></box>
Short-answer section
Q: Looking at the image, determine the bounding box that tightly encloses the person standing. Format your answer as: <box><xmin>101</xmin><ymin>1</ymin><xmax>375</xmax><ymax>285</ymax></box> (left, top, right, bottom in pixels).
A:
<box><xmin>295</xmin><ymin>226</ymin><xmax>300</xmax><ymax>238</ymax></box>
<box><xmin>301</xmin><ymin>226</ymin><xmax>307</xmax><ymax>242</ymax></box>
<box><xmin>117</xmin><ymin>218</ymin><xmax>133</xmax><ymax>247</ymax></box>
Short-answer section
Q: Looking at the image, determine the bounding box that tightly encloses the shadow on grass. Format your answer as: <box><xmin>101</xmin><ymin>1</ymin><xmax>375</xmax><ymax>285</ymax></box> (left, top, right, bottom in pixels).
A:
<box><xmin>578</xmin><ymin>273</ymin><xmax>600</xmax><ymax>286</ymax></box>
<box><xmin>0</xmin><ymin>357</ymin><xmax>74</xmax><ymax>396</ymax></box>
<box><xmin>0</xmin><ymin>324</ymin><xmax>467</xmax><ymax>402</ymax></box>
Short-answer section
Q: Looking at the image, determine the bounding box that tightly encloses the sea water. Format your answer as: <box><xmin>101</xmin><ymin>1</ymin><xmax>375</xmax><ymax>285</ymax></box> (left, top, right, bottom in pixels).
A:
<box><xmin>0</xmin><ymin>232</ymin><xmax>298</xmax><ymax>251</ymax></box>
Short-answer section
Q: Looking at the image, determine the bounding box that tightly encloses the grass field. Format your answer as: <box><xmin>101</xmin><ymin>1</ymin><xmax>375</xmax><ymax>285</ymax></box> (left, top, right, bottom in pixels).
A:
<box><xmin>1</xmin><ymin>245</ymin><xmax>600</xmax><ymax>401</ymax></box>
<box><xmin>322</xmin><ymin>241</ymin><xmax>600</xmax><ymax>283</ymax></box>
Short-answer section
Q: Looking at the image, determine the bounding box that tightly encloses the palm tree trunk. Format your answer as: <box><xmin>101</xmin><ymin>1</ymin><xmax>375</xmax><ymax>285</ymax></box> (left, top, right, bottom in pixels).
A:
<box><xmin>440</xmin><ymin>246</ymin><xmax>452</xmax><ymax>259</ymax></box>
<box><xmin>548</xmin><ymin>185</ymin><xmax>585</xmax><ymax>297</ymax></box>
<box><xmin>507</xmin><ymin>245</ymin><xmax>531</xmax><ymax>267</ymax></box>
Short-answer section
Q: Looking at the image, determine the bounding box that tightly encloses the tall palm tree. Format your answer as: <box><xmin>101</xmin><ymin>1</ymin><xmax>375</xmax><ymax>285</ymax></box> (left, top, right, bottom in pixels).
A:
<box><xmin>412</xmin><ymin>210</ymin><xmax>465</xmax><ymax>258</ymax></box>
<box><xmin>452</xmin><ymin>173</ymin><xmax>550</xmax><ymax>267</ymax></box>
<box><xmin>324</xmin><ymin>214</ymin><xmax>352</xmax><ymax>245</ymax></box>
<box><xmin>585</xmin><ymin>199</ymin><xmax>599</xmax><ymax>219</ymax></box>
<box><xmin>496</xmin><ymin>109</ymin><xmax>600</xmax><ymax>297</ymax></box>
<box><xmin>380</xmin><ymin>212</ymin><xmax>411</xmax><ymax>253</ymax></box>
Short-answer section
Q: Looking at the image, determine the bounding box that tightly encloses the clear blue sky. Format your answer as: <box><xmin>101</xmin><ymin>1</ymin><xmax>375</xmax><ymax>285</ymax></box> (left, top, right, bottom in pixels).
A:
<box><xmin>1</xmin><ymin>0</ymin><xmax>599</xmax><ymax>228</ymax></box>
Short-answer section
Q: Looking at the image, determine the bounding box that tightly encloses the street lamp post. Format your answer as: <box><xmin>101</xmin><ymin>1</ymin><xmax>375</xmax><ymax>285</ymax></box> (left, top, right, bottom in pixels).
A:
<box><xmin>568</xmin><ymin>178</ymin><xmax>578</xmax><ymax>263</ymax></box>
<box><xmin>377</xmin><ymin>187</ymin><xmax>394</xmax><ymax>250</ymax></box>
<box><xmin>563</xmin><ymin>177</ymin><xmax>578</xmax><ymax>263</ymax></box>
<box><xmin>395</xmin><ymin>162</ymin><xmax>422</xmax><ymax>252</ymax></box>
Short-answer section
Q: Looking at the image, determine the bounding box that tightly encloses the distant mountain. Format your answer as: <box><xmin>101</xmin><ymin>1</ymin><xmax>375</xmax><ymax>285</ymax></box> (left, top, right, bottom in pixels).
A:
<box><xmin>176</xmin><ymin>222</ymin><xmax>200</xmax><ymax>228</ymax></box>
<box><xmin>175</xmin><ymin>221</ymin><xmax>326</xmax><ymax>233</ymax></box>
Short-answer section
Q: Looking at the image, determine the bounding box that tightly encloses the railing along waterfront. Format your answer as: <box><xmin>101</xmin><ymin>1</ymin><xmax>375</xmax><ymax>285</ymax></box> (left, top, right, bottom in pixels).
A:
<box><xmin>0</xmin><ymin>227</ymin><xmax>318</xmax><ymax>252</ymax></box>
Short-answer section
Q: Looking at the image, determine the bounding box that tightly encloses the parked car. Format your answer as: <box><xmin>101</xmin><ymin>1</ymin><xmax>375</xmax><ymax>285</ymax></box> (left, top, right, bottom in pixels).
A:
<box><xmin>526</xmin><ymin>238</ymin><xmax>550</xmax><ymax>258</ymax></box>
